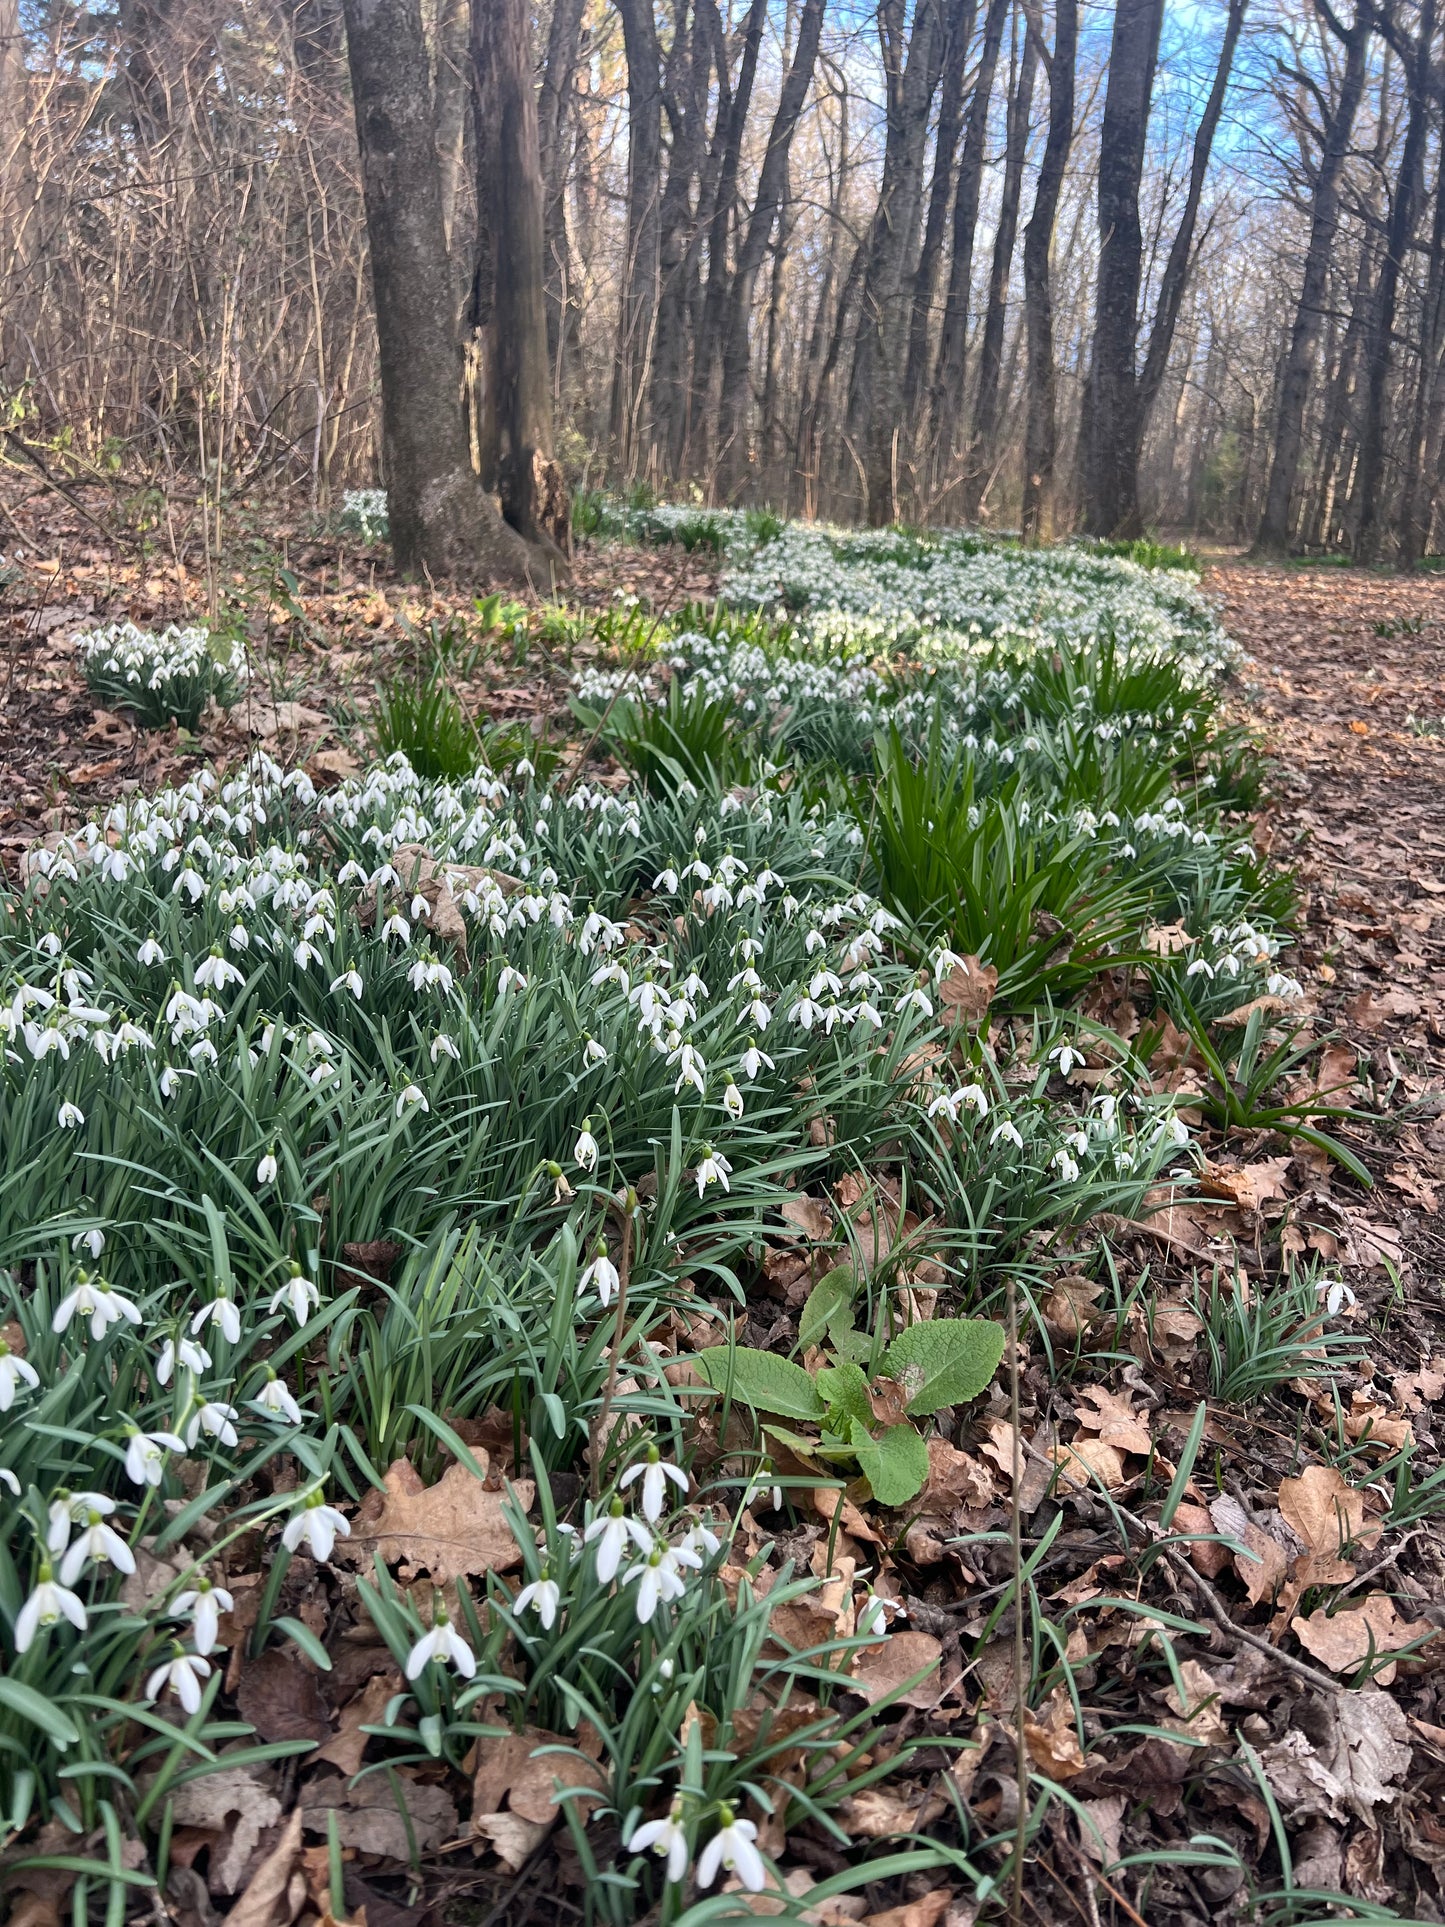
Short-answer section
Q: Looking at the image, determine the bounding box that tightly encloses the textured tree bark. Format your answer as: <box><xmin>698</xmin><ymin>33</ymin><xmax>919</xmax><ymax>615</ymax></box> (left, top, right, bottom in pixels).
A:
<box><xmin>1020</xmin><ymin>0</ymin><xmax>1077</xmax><ymax>541</ymax></box>
<box><xmin>537</xmin><ymin>0</ymin><xmax>586</xmax><ymax>378</ymax></box>
<box><xmin>1255</xmin><ymin>2</ymin><xmax>1369</xmax><ymax>553</ymax></box>
<box><xmin>649</xmin><ymin>0</ymin><xmax>708</xmax><ymax>479</ymax></box>
<box><xmin>610</xmin><ymin>0</ymin><xmax>665</xmax><ymax>470</ymax></box>
<box><xmin>900</xmin><ymin>0</ymin><xmax>976</xmax><ymax>448</ymax></box>
<box><xmin>962</xmin><ymin>6</ymin><xmax>1036</xmax><ymax>520</ymax></box>
<box><xmin>473</xmin><ymin>0</ymin><xmax>571</xmax><ymax>560</ymax></box>
<box><xmin>433</xmin><ymin>0</ymin><xmax>471</xmax><ymax>253</ymax></box>
<box><xmin>928</xmin><ymin>0</ymin><xmax>1009</xmax><ymax>475</ymax></box>
<box><xmin>1399</xmin><ymin>140</ymin><xmax>1445</xmax><ymax>567</ymax></box>
<box><xmin>340</xmin><ymin>0</ymin><xmax>537</xmax><ymax>582</ymax></box>
<box><xmin>1079</xmin><ymin>0</ymin><xmax>1164</xmax><ymax>536</ymax></box>
<box><xmin>1353</xmin><ymin>0</ymin><xmax>1433</xmax><ymax>562</ymax></box>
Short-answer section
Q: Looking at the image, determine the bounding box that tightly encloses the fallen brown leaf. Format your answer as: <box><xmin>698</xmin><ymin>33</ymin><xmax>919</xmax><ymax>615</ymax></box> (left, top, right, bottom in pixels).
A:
<box><xmin>937</xmin><ymin>956</ymin><xmax>998</xmax><ymax>1025</ymax></box>
<box><xmin>345</xmin><ymin>1456</ymin><xmax>531</xmax><ymax>1582</ymax></box>
<box><xmin>220</xmin><ymin>1808</ymin><xmax>303</xmax><ymax>1927</ymax></box>
<box><xmin>1278</xmin><ymin>1465</ymin><xmax>1377</xmax><ymax>1558</ymax></box>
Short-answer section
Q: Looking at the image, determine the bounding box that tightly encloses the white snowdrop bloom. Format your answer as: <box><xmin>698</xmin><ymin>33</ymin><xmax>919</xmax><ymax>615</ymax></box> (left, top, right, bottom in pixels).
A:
<box><xmin>620</xmin><ymin>1445</ymin><xmax>689</xmax><ymax>1524</ymax></box>
<box><xmin>579</xmin><ymin>1247</ymin><xmax>620</xmax><ymax>1308</ymax></box>
<box><xmin>59</xmin><ymin>1509</ymin><xmax>136</xmax><ymax>1584</ymax></box>
<box><xmin>47</xmin><ymin>1490</ymin><xmax>113</xmax><ymax>1554</ymax></box>
<box><xmin>124</xmin><ymin>1427</ymin><xmax>187</xmax><ymax>1487</ymax></box>
<box><xmin>404</xmin><ymin>1612</ymin><xmax>476</xmax><ymax>1680</ymax></box>
<box><xmin>622</xmin><ymin>1538</ymin><xmax>700</xmax><ymax>1623</ymax></box>
<box><xmin>145</xmin><ymin>1649</ymin><xmax>211</xmax><ymax>1716</ymax></box>
<box><xmin>496</xmin><ymin>965</ymin><xmax>527</xmax><ymax>995</ymax></box>
<box><xmin>1052</xmin><ymin>1148</ymin><xmax>1081</xmax><ymax>1183</ymax></box>
<box><xmin>430</xmin><ymin>1031</ymin><xmax>461</xmax><ymax>1064</ymax></box>
<box><xmin>721</xmin><ymin>1078</ymin><xmax>744</xmax><ymax>1121</ymax></box>
<box><xmin>184</xmin><ymin>1402</ymin><xmax>240</xmax><ymax>1449</ymax></box>
<box><xmin>671</xmin><ymin>1041</ymin><xmax>706</xmax><ymax>1095</ymax></box>
<box><xmin>583</xmin><ymin>1502</ymin><xmax>652</xmax><ymax>1584</ymax></box>
<box><xmin>395</xmin><ymin>1083</ymin><xmax>429</xmax><ymax>1118</ymax></box>
<box><xmin>739</xmin><ymin>1041</ymin><xmax>773</xmax><ymax>1080</ymax></box>
<box><xmin>159</xmin><ymin>1065</ymin><xmax>194</xmax><ymax>1099</ymax></box>
<box><xmin>270</xmin><ymin>1267</ymin><xmax>320</xmax><ymax>1325</ymax></box>
<box><xmin>156</xmin><ymin>1334</ymin><xmax>211</xmax><ymax>1384</ymax></box>
<box><xmin>513</xmin><ymin>1571</ymin><xmax>561</xmax><ymax>1629</ymax></box>
<box><xmin>294</xmin><ymin>939</ymin><xmax>323</xmax><ymax>970</ymax></box>
<box><xmin>195</xmin><ymin>949</ymin><xmax>243</xmax><ymax>991</ymax></box>
<box><xmin>804</xmin><ymin>930</ymin><xmax>826</xmax><ymax>954</ymax></box>
<box><xmin>573</xmin><ymin>1120</ymin><xmax>600</xmax><ymax>1171</ymax></box>
<box><xmin>52</xmin><ymin>1277</ymin><xmax>141</xmax><ymax>1341</ymax></box>
<box><xmin>695</xmin><ymin>1146</ymin><xmax>732</xmax><ymax>1195</ymax></box>
<box><xmin>928</xmin><ymin>1090</ymin><xmax>963</xmax><ymax>1123</ymax></box>
<box><xmin>408</xmin><ymin>954</ymin><xmax>454</xmax><ymax>994</ymax></box>
<box><xmin>627</xmin><ymin>1800</ymin><xmax>689</xmax><ymax>1884</ymax></box>
<box><xmin>330</xmin><ymin>966</ymin><xmax>364</xmax><ymax>999</ymax></box>
<box><xmin>1049</xmin><ymin>1042</ymin><xmax>1084</xmax><ymax>1076</ymax></box>
<box><xmin>0</xmin><ymin>1339</ymin><xmax>39</xmax><ymax>1410</ymax></box>
<box><xmin>894</xmin><ymin>987</ymin><xmax>933</xmax><ymax>1017</ymax></box>
<box><xmin>171</xmin><ymin>1579</ymin><xmax>234</xmax><ymax>1656</ymax></box>
<box><xmin>991</xmin><ymin>1119</ymin><xmax>1024</xmax><ymax>1149</ymax></box>
<box><xmin>281</xmin><ymin>1492</ymin><xmax>351</xmax><ymax>1562</ymax></box>
<box><xmin>57</xmin><ymin>1101</ymin><xmax>85</xmax><ymax>1129</ymax></box>
<box><xmin>252</xmin><ymin>1374</ymin><xmax>304</xmax><ymax>1425</ymax></box>
<box><xmin>191</xmin><ymin>1296</ymin><xmax>242</xmax><ymax>1345</ymax></box>
<box><xmin>582</xmin><ymin>1034</ymin><xmax>608</xmax><ymax>1066</ymax></box>
<box><xmin>789</xmin><ymin>995</ymin><xmax>822</xmax><ymax>1031</ymax></box>
<box><xmin>14</xmin><ymin>1569</ymin><xmax>88</xmax><ymax>1652</ymax></box>
<box><xmin>187</xmin><ymin>1037</ymin><xmax>218</xmax><ymax>1067</ymax></box>
<box><xmin>256</xmin><ymin>1150</ymin><xmax>279</xmax><ymax>1185</ymax></box>
<box><xmin>653</xmin><ymin>868</ymin><xmax>680</xmax><ymax>894</ymax></box>
<box><xmin>1185</xmin><ymin>957</ymin><xmax>1215</xmax><ymax>980</ymax></box>
<box><xmin>137</xmin><ymin>936</ymin><xmax>166</xmax><ymax>967</ymax></box>
<box><xmin>228</xmin><ymin>924</ymin><xmax>251</xmax><ymax>951</ymax></box>
<box><xmin>381</xmin><ymin>913</ymin><xmax>411</xmax><ymax>942</ymax></box>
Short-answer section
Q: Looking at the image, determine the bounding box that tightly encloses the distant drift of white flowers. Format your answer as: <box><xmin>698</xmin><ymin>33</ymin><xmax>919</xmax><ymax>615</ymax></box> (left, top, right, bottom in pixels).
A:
<box><xmin>339</xmin><ymin>488</ymin><xmax>389</xmax><ymax>544</ymax></box>
<box><xmin>74</xmin><ymin>622</ymin><xmax>249</xmax><ymax>696</ymax></box>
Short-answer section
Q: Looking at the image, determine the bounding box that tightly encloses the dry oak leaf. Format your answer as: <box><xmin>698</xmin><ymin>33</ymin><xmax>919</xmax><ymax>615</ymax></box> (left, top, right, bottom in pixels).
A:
<box><xmin>1168</xmin><ymin>1502</ymin><xmax>1231</xmax><ymax>1580</ymax></box>
<box><xmin>838</xmin><ymin>1780</ymin><xmax>946</xmax><ymax>1838</ymax></box>
<box><xmin>979</xmin><ymin>1419</ymin><xmax>1054</xmax><ymax>1514</ymax></box>
<box><xmin>1258</xmin><ymin>1691</ymin><xmax>1412</xmax><ymax>1827</ymax></box>
<box><xmin>919</xmin><ymin>1436</ymin><xmax>995</xmax><ymax>1513</ymax></box>
<box><xmin>1278</xmin><ymin>1465</ymin><xmax>1378</xmax><ymax>1559</ymax></box>
<box><xmin>1291</xmin><ymin>1594</ymin><xmax>1438</xmax><ymax>1686</ymax></box>
<box><xmin>237</xmin><ymin>1648</ymin><xmax>332</xmax><ymax>1746</ymax></box>
<box><xmin>1041</xmin><ymin>1275</ymin><xmax>1105</xmax><ymax>1342</ymax></box>
<box><xmin>861</xmin><ymin>1890</ymin><xmax>953</xmax><ymax>1927</ymax></box>
<box><xmin>1024</xmin><ymin>1685</ymin><xmax>1086</xmax><ymax>1781</ymax></box>
<box><xmin>1342</xmin><ymin>1391</ymin><xmax>1414</xmax><ymax>1454</ymax></box>
<box><xmin>849</xmin><ymin>1630</ymin><xmax>943</xmax><ymax>1707</ymax></box>
<box><xmin>1052</xmin><ymin>1435</ymin><xmax>1127</xmax><ymax>1491</ymax></box>
<box><xmin>1073</xmin><ymin>1385</ymin><xmax>1153</xmax><ymax>1457</ymax></box>
<box><xmin>1160</xmin><ymin>1659</ymin><xmax>1228</xmax><ymax>1746</ymax></box>
<box><xmin>301</xmin><ymin>1774</ymin><xmax>458</xmax><ymax>1862</ymax></box>
<box><xmin>779</xmin><ymin>1195</ymin><xmax>833</xmax><ymax>1240</ymax></box>
<box><xmin>1198</xmin><ymin>1158</ymin><xmax>1292</xmax><ymax>1214</ymax></box>
<box><xmin>222</xmin><ymin>1808</ymin><xmax>304</xmax><ymax>1927</ymax></box>
<box><xmin>160</xmin><ymin>1764</ymin><xmax>283</xmax><ymax>1895</ymax></box>
<box><xmin>310</xmin><ymin>1670</ymin><xmax>401</xmax><ymax>1778</ymax></box>
<box><xmin>346</xmin><ymin>1457</ymin><xmax>532</xmax><ymax>1583</ymax></box>
<box><xmin>937</xmin><ymin>957</ymin><xmax>998</xmax><ymax>1025</ymax></box>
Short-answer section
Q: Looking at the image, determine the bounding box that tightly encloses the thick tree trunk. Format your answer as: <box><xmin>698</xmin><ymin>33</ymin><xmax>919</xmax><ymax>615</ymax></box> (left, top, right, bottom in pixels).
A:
<box><xmin>962</xmin><ymin>6</ymin><xmax>1036</xmax><ymax>520</ymax></box>
<box><xmin>1080</xmin><ymin>0</ymin><xmax>1164</xmax><ymax>536</ymax></box>
<box><xmin>537</xmin><ymin>0</ymin><xmax>586</xmax><ymax>379</ymax></box>
<box><xmin>1020</xmin><ymin>0</ymin><xmax>1076</xmax><ymax>541</ymax></box>
<box><xmin>1255</xmin><ymin>2</ymin><xmax>1368</xmax><ymax>551</ymax></box>
<box><xmin>473</xmin><ymin>0</ymin><xmax>571</xmax><ymax>559</ymax></box>
<box><xmin>340</xmin><ymin>0</ymin><xmax>537</xmax><ymax>582</ymax></box>
<box><xmin>928</xmin><ymin>0</ymin><xmax>1009</xmax><ymax>476</ymax></box>
<box><xmin>1399</xmin><ymin>142</ymin><xmax>1445</xmax><ymax>567</ymax></box>
<box><xmin>900</xmin><ymin>0</ymin><xmax>976</xmax><ymax>448</ymax></box>
<box><xmin>611</xmin><ymin>0</ymin><xmax>665</xmax><ymax>470</ymax></box>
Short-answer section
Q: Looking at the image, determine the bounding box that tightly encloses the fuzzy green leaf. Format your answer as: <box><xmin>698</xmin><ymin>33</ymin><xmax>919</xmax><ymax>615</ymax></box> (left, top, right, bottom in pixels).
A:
<box><xmin>695</xmin><ymin>1347</ymin><xmax>826</xmax><ymax>1421</ymax></box>
<box><xmin>848</xmin><ymin>1419</ymin><xmax>930</xmax><ymax>1507</ymax></box>
<box><xmin>883</xmin><ymin>1317</ymin><xmax>1006</xmax><ymax>1415</ymax></box>
<box><xmin>816</xmin><ymin>1359</ymin><xmax>873</xmax><ymax>1432</ymax></box>
<box><xmin>799</xmin><ymin>1267</ymin><xmax>855</xmax><ymax>1352</ymax></box>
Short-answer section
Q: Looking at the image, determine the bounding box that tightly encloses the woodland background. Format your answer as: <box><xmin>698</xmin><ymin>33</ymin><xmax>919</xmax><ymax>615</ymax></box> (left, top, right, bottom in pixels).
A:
<box><xmin>1</xmin><ymin>0</ymin><xmax>1443</xmax><ymax>557</ymax></box>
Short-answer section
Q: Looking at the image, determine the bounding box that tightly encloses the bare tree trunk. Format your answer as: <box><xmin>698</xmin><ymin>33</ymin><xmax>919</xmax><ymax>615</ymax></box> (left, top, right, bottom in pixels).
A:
<box><xmin>1255</xmin><ymin>1</ymin><xmax>1368</xmax><ymax>551</ymax></box>
<box><xmin>1400</xmin><ymin>142</ymin><xmax>1445</xmax><ymax>567</ymax></box>
<box><xmin>434</xmin><ymin>0</ymin><xmax>471</xmax><ymax>253</ymax></box>
<box><xmin>1020</xmin><ymin>0</ymin><xmax>1077</xmax><ymax>541</ymax></box>
<box><xmin>927</xmin><ymin>0</ymin><xmax>1009</xmax><ymax>474</ymax></box>
<box><xmin>962</xmin><ymin>3</ymin><xmax>1035</xmax><ymax>520</ymax></box>
<box><xmin>537</xmin><ymin>0</ymin><xmax>586</xmax><ymax>378</ymax></box>
<box><xmin>1080</xmin><ymin>0</ymin><xmax>1164</xmax><ymax>536</ymax></box>
<box><xmin>340</xmin><ymin>0</ymin><xmax>536</xmax><ymax>581</ymax></box>
<box><xmin>900</xmin><ymin>0</ymin><xmax>976</xmax><ymax>448</ymax></box>
<box><xmin>611</xmin><ymin>0</ymin><xmax>665</xmax><ymax>470</ymax></box>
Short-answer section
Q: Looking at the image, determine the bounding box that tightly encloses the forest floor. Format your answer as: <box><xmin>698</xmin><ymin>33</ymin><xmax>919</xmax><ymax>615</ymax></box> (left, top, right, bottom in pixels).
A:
<box><xmin>2</xmin><ymin>471</ymin><xmax>1445</xmax><ymax>1927</ymax></box>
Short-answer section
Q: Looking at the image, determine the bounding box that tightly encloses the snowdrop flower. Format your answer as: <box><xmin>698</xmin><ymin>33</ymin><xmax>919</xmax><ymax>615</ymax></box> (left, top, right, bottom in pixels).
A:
<box><xmin>789</xmin><ymin>994</ymin><xmax>822</xmax><ymax>1031</ymax></box>
<box><xmin>653</xmin><ymin>867</ymin><xmax>680</xmax><ymax>895</ymax></box>
<box><xmin>381</xmin><ymin>913</ymin><xmax>411</xmax><ymax>943</ymax></box>
<box><xmin>408</xmin><ymin>954</ymin><xmax>454</xmax><ymax>995</ymax></box>
<box><xmin>620</xmin><ymin>1443</ymin><xmax>689</xmax><ymax>1524</ymax></box>
<box><xmin>582</xmin><ymin>1035</ymin><xmax>608</xmax><ymax>1066</ymax></box>
<box><xmin>580</xmin><ymin>1245</ymin><xmax>620</xmax><ymax>1308</ymax></box>
<box><xmin>623</xmin><ymin>1538</ymin><xmax>699</xmax><ymax>1623</ymax></box>
<box><xmin>894</xmin><ymin>987</ymin><xmax>933</xmax><ymax>1018</ymax></box>
<box><xmin>1049</xmin><ymin>1042</ymin><xmax>1084</xmax><ymax>1077</ymax></box>
<box><xmin>59</xmin><ymin>1506</ymin><xmax>136</xmax><ymax>1584</ymax></box>
<box><xmin>252</xmin><ymin>1372</ymin><xmax>304</xmax><ymax>1425</ymax></box>
<box><xmin>281</xmin><ymin>1489</ymin><xmax>351</xmax><ymax>1562</ymax></box>
<box><xmin>171</xmin><ymin>1578</ymin><xmax>233</xmax><ymax>1656</ymax></box>
<box><xmin>14</xmin><ymin>1565</ymin><xmax>87</xmax><ymax>1652</ymax></box>
<box><xmin>1052</xmin><ymin>1148</ymin><xmax>1081</xmax><ymax>1183</ymax></box>
<box><xmin>739</xmin><ymin>1040</ymin><xmax>773</xmax><ymax>1080</ymax></box>
<box><xmin>583</xmin><ymin>1499</ymin><xmax>652</xmax><ymax>1584</ymax></box>
<box><xmin>496</xmin><ymin>965</ymin><xmax>527</xmax><ymax>995</ymax></box>
<box><xmin>124</xmin><ymin>1427</ymin><xmax>187</xmax><ymax>1487</ymax></box>
<box><xmin>256</xmin><ymin>1149</ymin><xmax>278</xmax><ymax>1186</ymax></box>
<box><xmin>627</xmin><ymin>1799</ymin><xmax>689</xmax><ymax>1884</ymax></box>
<box><xmin>57</xmin><ymin>1101</ymin><xmax>84</xmax><ymax>1129</ymax></box>
<box><xmin>145</xmin><ymin>1647</ymin><xmax>211</xmax><ymax>1716</ymax></box>
<box><xmin>991</xmin><ymin>1119</ymin><xmax>1024</xmax><ymax>1149</ymax></box>
<box><xmin>48</xmin><ymin>1490</ymin><xmax>112</xmax><ymax>1554</ymax></box>
<box><xmin>191</xmin><ymin>1295</ymin><xmax>241</xmax><ymax>1345</ymax></box>
<box><xmin>514</xmin><ymin>1569</ymin><xmax>561</xmax><ymax>1629</ymax></box>
<box><xmin>52</xmin><ymin>1275</ymin><xmax>141</xmax><ymax>1341</ymax></box>
<box><xmin>136</xmin><ymin>936</ymin><xmax>166</xmax><ymax>968</ymax></box>
<box><xmin>695</xmin><ymin>1146</ymin><xmax>731</xmax><ymax>1195</ymax></box>
<box><xmin>195</xmin><ymin>949</ymin><xmax>243</xmax><ymax>992</ymax></box>
<box><xmin>1324</xmin><ymin>1277</ymin><xmax>1358</xmax><ymax>1318</ymax></box>
<box><xmin>0</xmin><ymin>1338</ymin><xmax>39</xmax><ymax>1410</ymax></box>
<box><xmin>721</xmin><ymin>1077</ymin><xmax>744</xmax><ymax>1121</ymax></box>
<box><xmin>696</xmin><ymin>1807</ymin><xmax>765</xmax><ymax>1892</ymax></box>
<box><xmin>159</xmin><ymin>1066</ymin><xmax>194</xmax><ymax>1099</ymax></box>
<box><xmin>404</xmin><ymin>1605</ymin><xmax>476</xmax><ymax>1680</ymax></box>
<box><xmin>395</xmin><ymin>1082</ymin><xmax>428</xmax><ymax>1118</ymax></box>
<box><xmin>330</xmin><ymin>966</ymin><xmax>364</xmax><ymax>999</ymax></box>
<box><xmin>71</xmin><ymin>1226</ymin><xmax>105</xmax><ymax>1259</ymax></box>
<box><xmin>573</xmin><ymin>1119</ymin><xmax>600</xmax><ymax>1172</ymax></box>
<box><xmin>185</xmin><ymin>1401</ymin><xmax>240</xmax><ymax>1449</ymax></box>
<box><xmin>156</xmin><ymin>1334</ymin><xmax>211</xmax><ymax>1384</ymax></box>
<box><xmin>430</xmin><ymin>1031</ymin><xmax>460</xmax><ymax>1064</ymax></box>
<box><xmin>270</xmin><ymin>1265</ymin><xmax>319</xmax><ymax>1325</ymax></box>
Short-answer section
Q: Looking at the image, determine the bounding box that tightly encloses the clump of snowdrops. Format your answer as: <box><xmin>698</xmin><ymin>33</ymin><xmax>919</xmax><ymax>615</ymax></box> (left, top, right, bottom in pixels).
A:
<box><xmin>74</xmin><ymin>620</ymin><xmax>249</xmax><ymax>730</ymax></box>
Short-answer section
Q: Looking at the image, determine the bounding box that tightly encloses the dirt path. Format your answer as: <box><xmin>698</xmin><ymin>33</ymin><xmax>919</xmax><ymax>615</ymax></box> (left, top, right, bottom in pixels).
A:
<box><xmin>1209</xmin><ymin>561</ymin><xmax>1445</xmax><ymax>1287</ymax></box>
